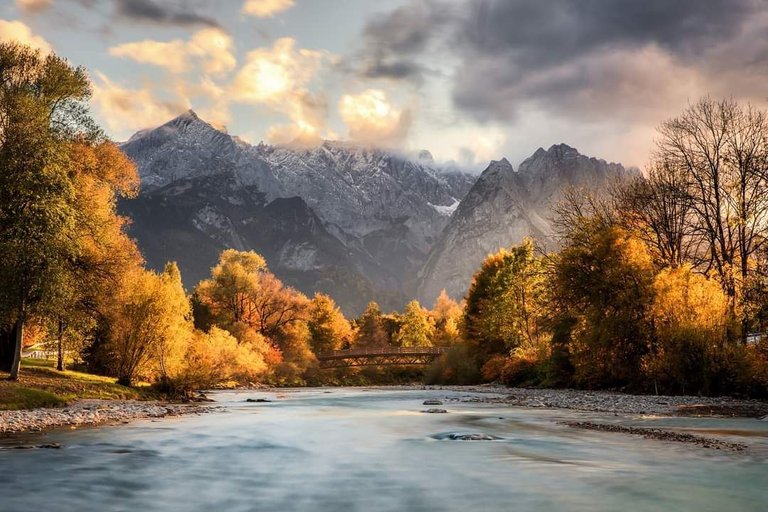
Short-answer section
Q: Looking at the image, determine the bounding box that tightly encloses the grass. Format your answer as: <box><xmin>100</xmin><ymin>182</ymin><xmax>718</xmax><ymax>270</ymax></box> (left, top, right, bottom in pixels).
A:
<box><xmin>0</xmin><ymin>359</ymin><xmax>157</xmax><ymax>411</ymax></box>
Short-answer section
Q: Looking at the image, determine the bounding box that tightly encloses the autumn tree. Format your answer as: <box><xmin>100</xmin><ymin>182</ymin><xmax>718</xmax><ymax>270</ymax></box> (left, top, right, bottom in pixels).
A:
<box><xmin>195</xmin><ymin>250</ymin><xmax>308</xmax><ymax>339</ymax></box>
<box><xmin>195</xmin><ymin>249</ymin><xmax>267</xmax><ymax>325</ymax></box>
<box><xmin>354</xmin><ymin>301</ymin><xmax>388</xmax><ymax>347</ymax></box>
<box><xmin>644</xmin><ymin>265</ymin><xmax>731</xmax><ymax>394</ymax></box>
<box><xmin>430</xmin><ymin>290</ymin><xmax>463</xmax><ymax>346</ymax></box>
<box><xmin>307</xmin><ymin>293</ymin><xmax>353</xmax><ymax>353</ymax></box>
<box><xmin>617</xmin><ymin>161</ymin><xmax>697</xmax><ymax>268</ymax></box>
<box><xmin>656</xmin><ymin>97</ymin><xmax>768</xmax><ymax>336</ymax></box>
<box><xmin>0</xmin><ymin>42</ymin><xmax>100</xmax><ymax>379</ymax></box>
<box><xmin>103</xmin><ymin>264</ymin><xmax>191</xmax><ymax>386</ymax></box>
<box><xmin>552</xmin><ymin>222</ymin><xmax>656</xmax><ymax>387</ymax></box>
<box><xmin>464</xmin><ymin>239</ymin><xmax>548</xmax><ymax>367</ymax></box>
<box><xmin>394</xmin><ymin>300</ymin><xmax>434</xmax><ymax>347</ymax></box>
<box><xmin>175</xmin><ymin>327</ymin><xmax>269</xmax><ymax>391</ymax></box>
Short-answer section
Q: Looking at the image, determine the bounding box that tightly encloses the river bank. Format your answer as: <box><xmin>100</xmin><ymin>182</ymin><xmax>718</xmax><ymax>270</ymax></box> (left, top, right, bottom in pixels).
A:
<box><xmin>0</xmin><ymin>399</ymin><xmax>215</xmax><ymax>435</ymax></box>
<box><xmin>383</xmin><ymin>384</ymin><xmax>768</xmax><ymax>417</ymax></box>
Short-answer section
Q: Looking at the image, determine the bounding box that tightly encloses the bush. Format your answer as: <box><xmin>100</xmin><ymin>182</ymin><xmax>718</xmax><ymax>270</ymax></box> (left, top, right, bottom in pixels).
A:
<box><xmin>424</xmin><ymin>343</ymin><xmax>481</xmax><ymax>385</ymax></box>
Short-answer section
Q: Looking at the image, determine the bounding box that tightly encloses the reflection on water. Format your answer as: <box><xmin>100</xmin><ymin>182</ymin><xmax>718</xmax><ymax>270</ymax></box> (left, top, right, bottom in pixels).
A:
<box><xmin>1</xmin><ymin>388</ymin><xmax>767</xmax><ymax>512</ymax></box>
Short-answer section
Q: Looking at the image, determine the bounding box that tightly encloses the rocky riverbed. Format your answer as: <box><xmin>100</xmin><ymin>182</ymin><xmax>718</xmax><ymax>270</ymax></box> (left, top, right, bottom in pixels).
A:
<box><xmin>0</xmin><ymin>400</ymin><xmax>215</xmax><ymax>435</ymax></box>
<box><xmin>393</xmin><ymin>385</ymin><xmax>768</xmax><ymax>417</ymax></box>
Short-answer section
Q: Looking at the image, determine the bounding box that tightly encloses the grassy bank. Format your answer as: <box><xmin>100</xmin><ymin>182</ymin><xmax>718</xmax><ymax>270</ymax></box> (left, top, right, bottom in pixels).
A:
<box><xmin>0</xmin><ymin>359</ymin><xmax>153</xmax><ymax>411</ymax></box>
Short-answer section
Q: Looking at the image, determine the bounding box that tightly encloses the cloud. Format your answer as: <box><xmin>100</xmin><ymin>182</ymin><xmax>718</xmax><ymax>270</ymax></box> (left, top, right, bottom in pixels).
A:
<box><xmin>360</xmin><ymin>0</ymin><xmax>767</xmax><ymax>122</ymax></box>
<box><xmin>352</xmin><ymin>0</ymin><xmax>768</xmax><ymax>165</ymax></box>
<box><xmin>114</xmin><ymin>0</ymin><xmax>220</xmax><ymax>28</ymax></box>
<box><xmin>16</xmin><ymin>0</ymin><xmax>53</xmax><ymax>14</ymax></box>
<box><xmin>109</xmin><ymin>28</ymin><xmax>236</xmax><ymax>77</ymax></box>
<box><xmin>0</xmin><ymin>18</ymin><xmax>53</xmax><ymax>53</ymax></box>
<box><xmin>91</xmin><ymin>71</ymin><xmax>188</xmax><ymax>136</ymax></box>
<box><xmin>241</xmin><ymin>0</ymin><xmax>294</xmax><ymax>18</ymax></box>
<box><xmin>339</xmin><ymin>89</ymin><xmax>411</xmax><ymax>146</ymax></box>
<box><xmin>231</xmin><ymin>37</ymin><xmax>331</xmax><ymax>145</ymax></box>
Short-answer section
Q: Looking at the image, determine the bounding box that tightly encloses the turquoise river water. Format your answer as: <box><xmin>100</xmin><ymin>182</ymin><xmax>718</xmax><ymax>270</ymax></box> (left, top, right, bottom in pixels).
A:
<box><xmin>1</xmin><ymin>388</ymin><xmax>767</xmax><ymax>511</ymax></box>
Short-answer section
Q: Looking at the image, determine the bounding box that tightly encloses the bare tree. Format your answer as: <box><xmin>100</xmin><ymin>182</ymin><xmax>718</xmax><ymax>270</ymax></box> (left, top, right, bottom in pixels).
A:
<box><xmin>616</xmin><ymin>161</ymin><xmax>699</xmax><ymax>268</ymax></box>
<box><xmin>656</xmin><ymin>97</ymin><xmax>768</xmax><ymax>338</ymax></box>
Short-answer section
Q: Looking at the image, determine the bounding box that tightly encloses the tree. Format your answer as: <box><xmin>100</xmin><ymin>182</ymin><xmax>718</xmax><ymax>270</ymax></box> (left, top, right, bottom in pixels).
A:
<box><xmin>0</xmin><ymin>42</ymin><xmax>100</xmax><ymax>379</ymax></box>
<box><xmin>395</xmin><ymin>300</ymin><xmax>434</xmax><ymax>347</ymax></box>
<box><xmin>430</xmin><ymin>290</ymin><xmax>463</xmax><ymax>346</ymax></box>
<box><xmin>617</xmin><ymin>161</ymin><xmax>697</xmax><ymax>268</ymax></box>
<box><xmin>656</xmin><ymin>97</ymin><xmax>768</xmax><ymax>337</ymax></box>
<box><xmin>103</xmin><ymin>264</ymin><xmax>191</xmax><ymax>386</ymax></box>
<box><xmin>195</xmin><ymin>250</ymin><xmax>308</xmax><ymax>339</ymax></box>
<box><xmin>175</xmin><ymin>327</ymin><xmax>268</xmax><ymax>391</ymax></box>
<box><xmin>644</xmin><ymin>265</ymin><xmax>731</xmax><ymax>394</ymax></box>
<box><xmin>307</xmin><ymin>293</ymin><xmax>353</xmax><ymax>353</ymax></box>
<box><xmin>552</xmin><ymin>223</ymin><xmax>656</xmax><ymax>387</ymax></box>
<box><xmin>195</xmin><ymin>249</ymin><xmax>267</xmax><ymax>325</ymax></box>
<box><xmin>464</xmin><ymin>239</ymin><xmax>548</xmax><ymax>367</ymax></box>
<box><xmin>354</xmin><ymin>301</ymin><xmax>388</xmax><ymax>347</ymax></box>
<box><xmin>51</xmin><ymin>141</ymin><xmax>141</xmax><ymax>372</ymax></box>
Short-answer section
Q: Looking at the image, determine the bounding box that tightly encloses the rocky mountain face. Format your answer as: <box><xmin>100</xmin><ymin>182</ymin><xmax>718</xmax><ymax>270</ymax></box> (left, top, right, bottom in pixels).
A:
<box><xmin>417</xmin><ymin>144</ymin><xmax>631</xmax><ymax>304</ymax></box>
<box><xmin>119</xmin><ymin>112</ymin><xmax>628</xmax><ymax>314</ymax></box>
<box><xmin>119</xmin><ymin>111</ymin><xmax>475</xmax><ymax>314</ymax></box>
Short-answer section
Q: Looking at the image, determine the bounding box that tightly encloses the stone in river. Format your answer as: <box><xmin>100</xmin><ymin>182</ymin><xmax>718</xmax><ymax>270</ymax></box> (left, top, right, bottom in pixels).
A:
<box><xmin>423</xmin><ymin>399</ymin><xmax>443</xmax><ymax>406</ymax></box>
<box><xmin>246</xmin><ymin>398</ymin><xmax>272</xmax><ymax>403</ymax></box>
<box><xmin>421</xmin><ymin>409</ymin><xmax>448</xmax><ymax>414</ymax></box>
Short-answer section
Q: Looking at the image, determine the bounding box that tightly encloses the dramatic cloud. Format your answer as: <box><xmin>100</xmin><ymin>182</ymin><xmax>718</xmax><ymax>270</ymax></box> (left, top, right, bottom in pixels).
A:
<box><xmin>109</xmin><ymin>28</ymin><xmax>236</xmax><ymax>77</ymax></box>
<box><xmin>339</xmin><ymin>89</ymin><xmax>411</xmax><ymax>146</ymax></box>
<box><xmin>354</xmin><ymin>0</ymin><xmax>768</xmax><ymax>164</ymax></box>
<box><xmin>360</xmin><ymin>0</ymin><xmax>768</xmax><ymax>122</ymax></box>
<box><xmin>0</xmin><ymin>18</ymin><xmax>53</xmax><ymax>53</ymax></box>
<box><xmin>231</xmin><ymin>37</ymin><xmax>331</xmax><ymax>145</ymax></box>
<box><xmin>91</xmin><ymin>72</ymin><xmax>188</xmax><ymax>135</ymax></box>
<box><xmin>16</xmin><ymin>0</ymin><xmax>53</xmax><ymax>14</ymax></box>
<box><xmin>241</xmin><ymin>0</ymin><xmax>294</xmax><ymax>18</ymax></box>
<box><xmin>114</xmin><ymin>0</ymin><xmax>220</xmax><ymax>28</ymax></box>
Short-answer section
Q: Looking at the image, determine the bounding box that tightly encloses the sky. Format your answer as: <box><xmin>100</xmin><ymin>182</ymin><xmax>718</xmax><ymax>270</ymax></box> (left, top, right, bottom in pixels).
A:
<box><xmin>2</xmin><ymin>0</ymin><xmax>768</xmax><ymax>170</ymax></box>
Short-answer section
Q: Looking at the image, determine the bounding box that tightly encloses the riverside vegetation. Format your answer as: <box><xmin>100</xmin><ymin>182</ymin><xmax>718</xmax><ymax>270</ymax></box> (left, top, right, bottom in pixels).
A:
<box><xmin>1</xmin><ymin>42</ymin><xmax>767</xmax><ymax>410</ymax></box>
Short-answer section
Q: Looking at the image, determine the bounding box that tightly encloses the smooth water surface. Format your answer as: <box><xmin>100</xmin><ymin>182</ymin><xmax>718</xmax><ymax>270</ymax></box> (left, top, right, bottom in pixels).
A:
<box><xmin>1</xmin><ymin>388</ymin><xmax>767</xmax><ymax>512</ymax></box>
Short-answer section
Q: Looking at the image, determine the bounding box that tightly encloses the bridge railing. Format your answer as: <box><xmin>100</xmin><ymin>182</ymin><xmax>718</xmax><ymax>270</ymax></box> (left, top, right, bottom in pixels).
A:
<box><xmin>317</xmin><ymin>346</ymin><xmax>448</xmax><ymax>360</ymax></box>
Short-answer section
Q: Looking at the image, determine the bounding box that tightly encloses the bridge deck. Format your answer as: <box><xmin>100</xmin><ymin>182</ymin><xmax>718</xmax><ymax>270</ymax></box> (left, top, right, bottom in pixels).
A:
<box><xmin>316</xmin><ymin>346</ymin><xmax>448</xmax><ymax>368</ymax></box>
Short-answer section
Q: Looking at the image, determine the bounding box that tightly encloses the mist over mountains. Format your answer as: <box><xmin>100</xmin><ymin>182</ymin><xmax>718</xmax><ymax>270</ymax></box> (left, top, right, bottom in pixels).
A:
<box><xmin>119</xmin><ymin>111</ymin><xmax>628</xmax><ymax>314</ymax></box>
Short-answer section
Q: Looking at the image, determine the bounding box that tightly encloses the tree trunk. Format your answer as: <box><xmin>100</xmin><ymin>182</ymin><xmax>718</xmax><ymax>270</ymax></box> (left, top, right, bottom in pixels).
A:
<box><xmin>9</xmin><ymin>315</ymin><xmax>25</xmax><ymax>380</ymax></box>
<box><xmin>57</xmin><ymin>318</ymin><xmax>65</xmax><ymax>371</ymax></box>
<box><xmin>0</xmin><ymin>325</ymin><xmax>14</xmax><ymax>373</ymax></box>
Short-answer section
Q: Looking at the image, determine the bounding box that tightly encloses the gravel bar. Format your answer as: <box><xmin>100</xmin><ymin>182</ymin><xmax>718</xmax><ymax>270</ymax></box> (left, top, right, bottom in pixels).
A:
<box><xmin>0</xmin><ymin>400</ymin><xmax>216</xmax><ymax>435</ymax></box>
<box><xmin>402</xmin><ymin>385</ymin><xmax>768</xmax><ymax>417</ymax></box>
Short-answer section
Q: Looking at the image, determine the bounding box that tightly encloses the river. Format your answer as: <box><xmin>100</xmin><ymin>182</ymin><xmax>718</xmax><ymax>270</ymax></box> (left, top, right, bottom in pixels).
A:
<box><xmin>1</xmin><ymin>388</ymin><xmax>767</xmax><ymax>511</ymax></box>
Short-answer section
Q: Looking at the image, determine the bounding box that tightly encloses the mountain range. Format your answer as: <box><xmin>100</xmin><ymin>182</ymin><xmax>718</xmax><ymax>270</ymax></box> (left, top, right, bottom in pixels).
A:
<box><xmin>119</xmin><ymin>110</ymin><xmax>629</xmax><ymax>314</ymax></box>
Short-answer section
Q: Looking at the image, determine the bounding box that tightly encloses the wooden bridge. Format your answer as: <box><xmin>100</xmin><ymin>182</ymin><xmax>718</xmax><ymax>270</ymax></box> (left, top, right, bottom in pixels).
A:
<box><xmin>316</xmin><ymin>346</ymin><xmax>448</xmax><ymax>369</ymax></box>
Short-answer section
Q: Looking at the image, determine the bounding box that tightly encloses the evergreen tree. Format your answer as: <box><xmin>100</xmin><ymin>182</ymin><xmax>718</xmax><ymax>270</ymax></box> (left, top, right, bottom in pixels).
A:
<box><xmin>355</xmin><ymin>302</ymin><xmax>388</xmax><ymax>347</ymax></box>
<box><xmin>308</xmin><ymin>293</ymin><xmax>353</xmax><ymax>353</ymax></box>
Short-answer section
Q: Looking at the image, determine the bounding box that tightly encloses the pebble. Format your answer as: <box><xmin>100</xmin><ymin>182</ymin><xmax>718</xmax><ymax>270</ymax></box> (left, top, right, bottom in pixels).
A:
<box><xmin>436</xmin><ymin>386</ymin><xmax>768</xmax><ymax>417</ymax></box>
<box><xmin>561</xmin><ymin>421</ymin><xmax>748</xmax><ymax>452</ymax></box>
<box><xmin>0</xmin><ymin>400</ymin><xmax>215</xmax><ymax>435</ymax></box>
<box><xmin>421</xmin><ymin>409</ymin><xmax>448</xmax><ymax>414</ymax></box>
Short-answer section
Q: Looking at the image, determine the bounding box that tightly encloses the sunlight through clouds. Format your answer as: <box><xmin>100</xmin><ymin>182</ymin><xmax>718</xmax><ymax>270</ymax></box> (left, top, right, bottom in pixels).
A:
<box><xmin>231</xmin><ymin>38</ymin><xmax>332</xmax><ymax>145</ymax></box>
<box><xmin>339</xmin><ymin>89</ymin><xmax>411</xmax><ymax>146</ymax></box>
<box><xmin>241</xmin><ymin>0</ymin><xmax>295</xmax><ymax>18</ymax></box>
